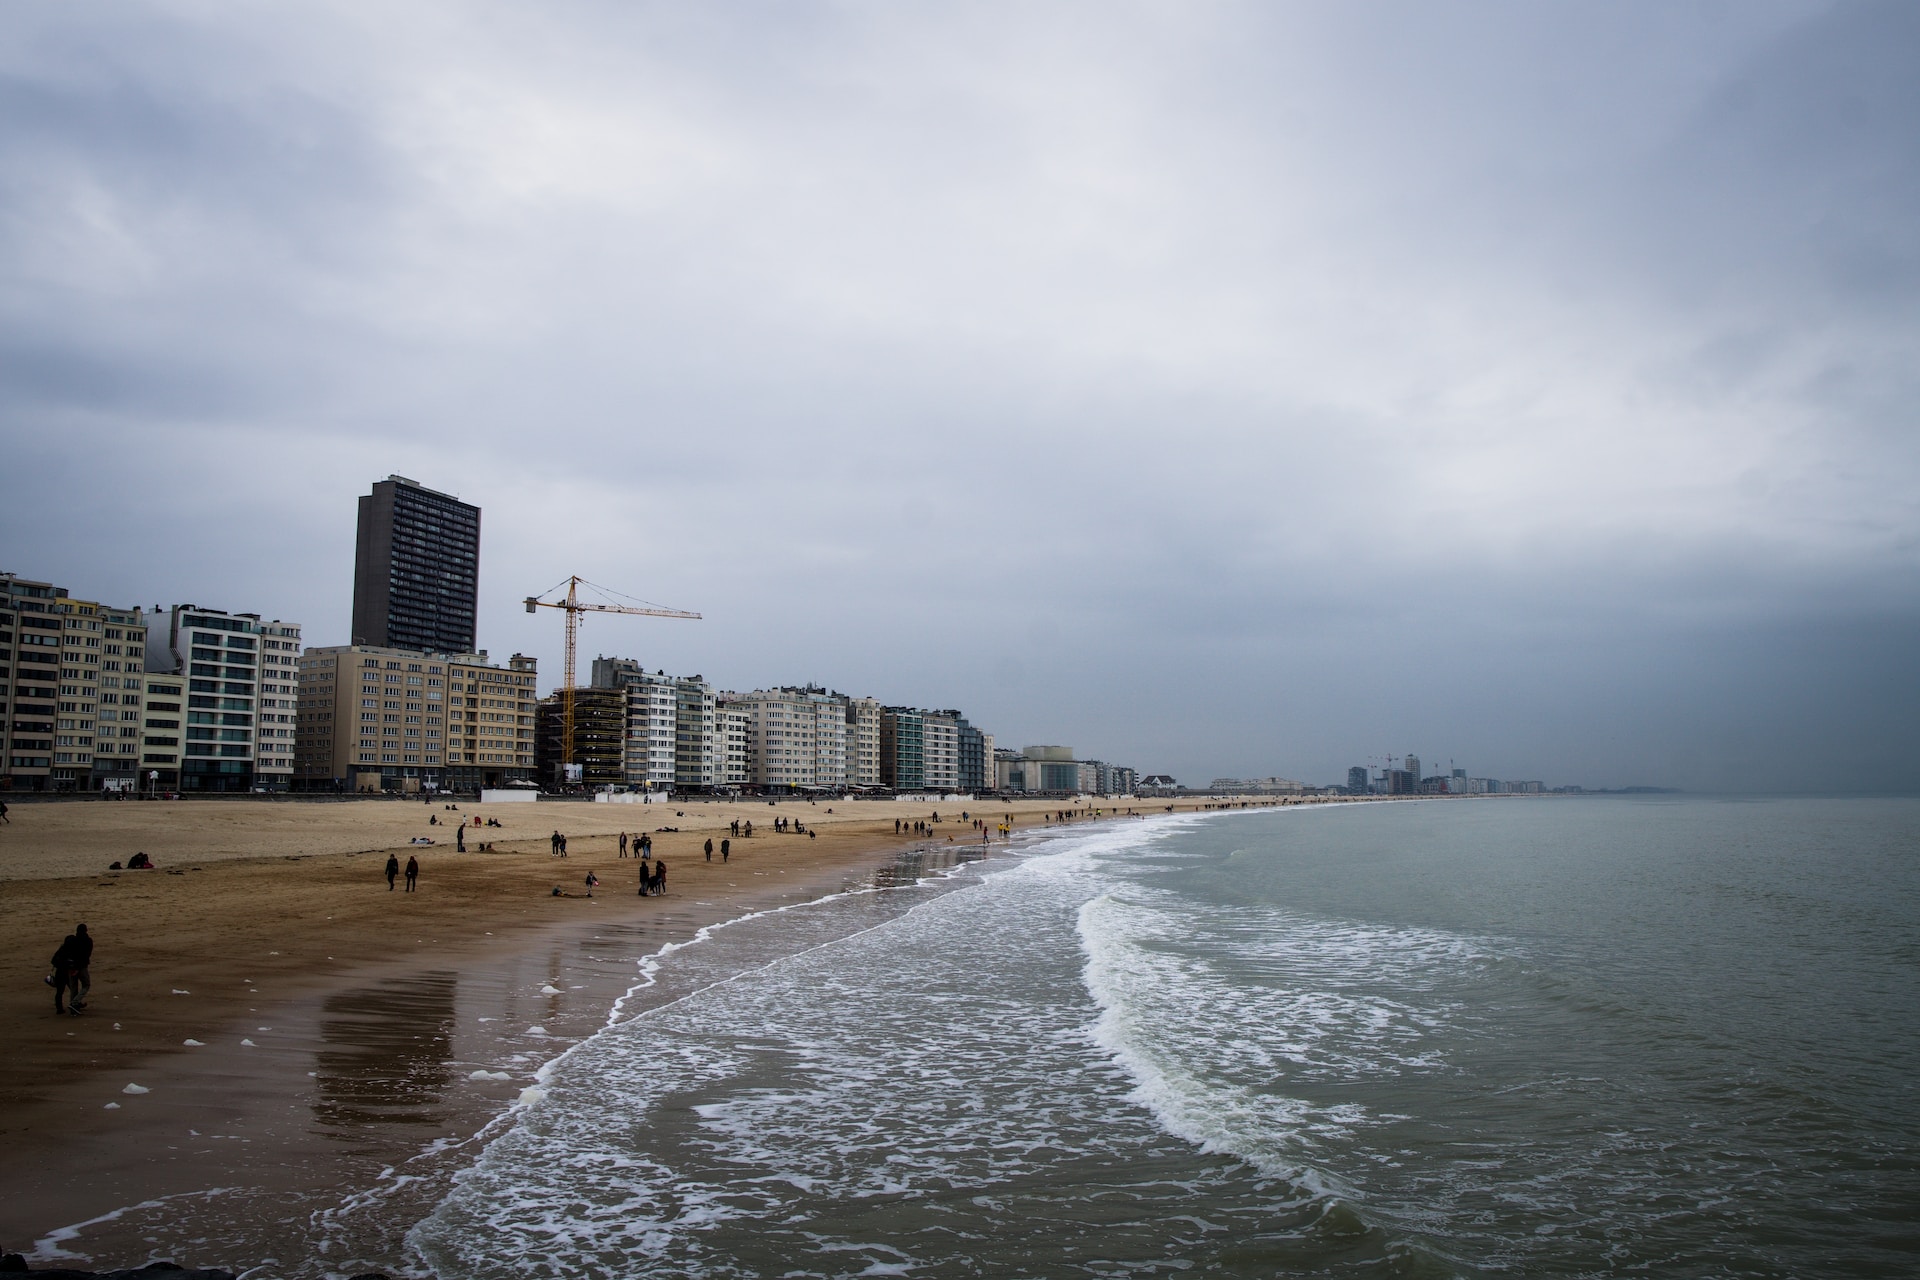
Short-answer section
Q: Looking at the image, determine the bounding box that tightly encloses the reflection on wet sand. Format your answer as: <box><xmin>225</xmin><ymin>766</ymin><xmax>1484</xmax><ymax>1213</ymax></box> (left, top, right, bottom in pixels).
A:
<box><xmin>863</xmin><ymin>845</ymin><xmax>984</xmax><ymax>890</ymax></box>
<box><xmin>314</xmin><ymin>973</ymin><xmax>458</xmax><ymax>1136</ymax></box>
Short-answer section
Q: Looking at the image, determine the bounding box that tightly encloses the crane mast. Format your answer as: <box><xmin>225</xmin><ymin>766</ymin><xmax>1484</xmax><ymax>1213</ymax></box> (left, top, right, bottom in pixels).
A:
<box><xmin>524</xmin><ymin>576</ymin><xmax>701</xmax><ymax>780</ymax></box>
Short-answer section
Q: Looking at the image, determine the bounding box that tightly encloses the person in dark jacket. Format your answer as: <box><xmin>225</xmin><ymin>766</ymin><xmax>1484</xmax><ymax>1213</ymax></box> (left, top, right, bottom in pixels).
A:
<box><xmin>385</xmin><ymin>853</ymin><xmax>400</xmax><ymax>890</ymax></box>
<box><xmin>51</xmin><ymin>924</ymin><xmax>91</xmax><ymax>1015</ymax></box>
<box><xmin>405</xmin><ymin>855</ymin><xmax>419</xmax><ymax>892</ymax></box>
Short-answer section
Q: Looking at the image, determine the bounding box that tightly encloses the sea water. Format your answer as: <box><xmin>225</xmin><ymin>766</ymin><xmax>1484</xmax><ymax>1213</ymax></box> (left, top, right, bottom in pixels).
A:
<box><xmin>408</xmin><ymin>797</ymin><xmax>1920</xmax><ymax>1278</ymax></box>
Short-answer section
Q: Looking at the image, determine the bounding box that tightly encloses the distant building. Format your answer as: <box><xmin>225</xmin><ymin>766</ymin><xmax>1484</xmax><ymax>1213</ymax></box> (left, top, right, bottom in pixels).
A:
<box><xmin>536</xmin><ymin>685</ymin><xmax>625</xmax><ymax>788</ymax></box>
<box><xmin>146</xmin><ymin>603</ymin><xmax>302</xmax><ymax>793</ymax></box>
<box><xmin>844</xmin><ymin>697</ymin><xmax>881</xmax><ymax>788</ymax></box>
<box><xmin>297</xmin><ymin>645</ymin><xmax>534</xmax><ymax>792</ymax></box>
<box><xmin>352</xmin><ymin>475</ymin><xmax>481</xmax><ymax>655</ymax></box>
<box><xmin>591</xmin><ymin>658</ymin><xmax>718</xmax><ymax>791</ymax></box>
<box><xmin>1137</xmin><ymin>773</ymin><xmax>1178</xmax><ymax>797</ymax></box>
<box><xmin>0</xmin><ymin>574</ymin><xmax>143</xmax><ymax>792</ymax></box>
<box><xmin>998</xmin><ymin>745</ymin><xmax>1086</xmax><ymax>792</ymax></box>
<box><xmin>881</xmin><ymin>707</ymin><xmax>924</xmax><ymax>790</ymax></box>
<box><xmin>923</xmin><ymin>711</ymin><xmax>960</xmax><ymax>791</ymax></box>
<box><xmin>1348</xmin><ymin>765</ymin><xmax>1369</xmax><ymax>794</ymax></box>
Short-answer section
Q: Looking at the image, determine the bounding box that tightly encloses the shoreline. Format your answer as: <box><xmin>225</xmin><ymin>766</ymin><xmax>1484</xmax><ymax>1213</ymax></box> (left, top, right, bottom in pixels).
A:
<box><xmin>0</xmin><ymin>796</ymin><xmax>1306</xmax><ymax>1270</ymax></box>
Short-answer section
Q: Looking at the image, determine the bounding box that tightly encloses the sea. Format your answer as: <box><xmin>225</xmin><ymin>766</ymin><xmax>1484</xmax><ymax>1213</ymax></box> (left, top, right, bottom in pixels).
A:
<box><xmin>392</xmin><ymin>795</ymin><xmax>1920</xmax><ymax>1279</ymax></box>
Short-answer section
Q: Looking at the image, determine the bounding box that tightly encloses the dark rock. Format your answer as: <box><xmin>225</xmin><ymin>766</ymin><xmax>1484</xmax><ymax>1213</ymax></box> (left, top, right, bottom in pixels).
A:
<box><xmin>0</xmin><ymin>1256</ymin><xmax>26</xmax><ymax>1273</ymax></box>
<box><xmin>348</xmin><ymin>1274</ymin><xmax>393</xmax><ymax>1280</ymax></box>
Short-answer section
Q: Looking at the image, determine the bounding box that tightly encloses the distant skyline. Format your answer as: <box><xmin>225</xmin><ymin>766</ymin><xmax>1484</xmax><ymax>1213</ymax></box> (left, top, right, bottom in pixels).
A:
<box><xmin>3</xmin><ymin>2</ymin><xmax>1916</xmax><ymax>792</ymax></box>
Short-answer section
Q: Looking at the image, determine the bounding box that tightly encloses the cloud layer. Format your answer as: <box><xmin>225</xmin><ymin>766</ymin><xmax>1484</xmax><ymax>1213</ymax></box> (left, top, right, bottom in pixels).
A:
<box><xmin>4</xmin><ymin>1</ymin><xmax>1916</xmax><ymax>790</ymax></box>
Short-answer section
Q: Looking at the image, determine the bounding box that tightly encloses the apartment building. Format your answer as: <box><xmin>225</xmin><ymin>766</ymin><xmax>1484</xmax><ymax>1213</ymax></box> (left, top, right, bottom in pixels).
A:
<box><xmin>996</xmin><ymin>744</ymin><xmax>1087</xmax><ymax>793</ymax></box>
<box><xmin>1</xmin><ymin>573</ymin><xmax>114</xmax><ymax>791</ymax></box>
<box><xmin>144</xmin><ymin>603</ymin><xmax>302</xmax><ymax>793</ymax></box>
<box><xmin>352</xmin><ymin>475</ymin><xmax>481</xmax><ymax>655</ymax></box>
<box><xmin>923</xmin><ymin>711</ymin><xmax>960</xmax><ymax>792</ymax></box>
<box><xmin>844</xmin><ymin>696</ymin><xmax>881</xmax><ymax>788</ymax></box>
<box><xmin>717</xmin><ymin>699</ymin><xmax>751</xmax><ymax>788</ymax></box>
<box><xmin>728</xmin><ymin>686</ymin><xmax>849</xmax><ymax>790</ymax></box>
<box><xmin>446</xmin><ymin>652</ymin><xmax>538</xmax><ymax>789</ymax></box>
<box><xmin>880</xmin><ymin>707</ymin><xmax>924</xmax><ymax>791</ymax></box>
<box><xmin>590</xmin><ymin>658</ymin><xmax>716</xmax><ymax>791</ymax></box>
<box><xmin>675</xmin><ymin>678</ymin><xmax>717</xmax><ymax>789</ymax></box>
<box><xmin>90</xmin><ymin>604</ymin><xmax>148</xmax><ymax>790</ymax></box>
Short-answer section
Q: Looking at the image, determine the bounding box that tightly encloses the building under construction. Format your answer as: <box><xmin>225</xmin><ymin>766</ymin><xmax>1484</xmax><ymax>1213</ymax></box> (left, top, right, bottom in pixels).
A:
<box><xmin>534</xmin><ymin>686</ymin><xmax>625</xmax><ymax>788</ymax></box>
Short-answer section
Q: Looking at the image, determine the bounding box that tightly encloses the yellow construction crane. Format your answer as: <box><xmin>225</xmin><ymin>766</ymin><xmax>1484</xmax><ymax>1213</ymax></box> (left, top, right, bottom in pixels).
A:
<box><xmin>524</xmin><ymin>576</ymin><xmax>700</xmax><ymax>778</ymax></box>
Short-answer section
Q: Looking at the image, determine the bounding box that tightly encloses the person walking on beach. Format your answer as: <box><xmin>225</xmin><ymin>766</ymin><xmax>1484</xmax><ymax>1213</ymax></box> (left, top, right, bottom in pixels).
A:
<box><xmin>1</xmin><ymin>798</ymin><xmax>9</xmax><ymax>823</ymax></box>
<box><xmin>456</xmin><ymin>823</ymin><xmax>465</xmax><ymax>853</ymax></box>
<box><xmin>653</xmin><ymin>859</ymin><xmax>667</xmax><ymax>895</ymax></box>
<box><xmin>405</xmin><ymin>855</ymin><xmax>419</xmax><ymax>892</ymax></box>
<box><xmin>704</xmin><ymin>838</ymin><xmax>713</xmax><ymax>862</ymax></box>
<box><xmin>550</xmin><ymin>830</ymin><xmax>561</xmax><ymax>856</ymax></box>
<box><xmin>560</xmin><ymin>832</ymin><xmax>568</xmax><ymax>857</ymax></box>
<box><xmin>639</xmin><ymin>833</ymin><xmax>652</xmax><ymax>859</ymax></box>
<box><xmin>585</xmin><ymin>870</ymin><xmax>599</xmax><ymax>897</ymax></box>
<box><xmin>619</xmin><ymin>832</ymin><xmax>629</xmax><ymax>858</ymax></box>
<box><xmin>51</xmin><ymin>925</ymin><xmax>91</xmax><ymax>1015</ymax></box>
<box><xmin>385</xmin><ymin>853</ymin><xmax>400</xmax><ymax>890</ymax></box>
<box><xmin>721</xmin><ymin>837</ymin><xmax>730</xmax><ymax>863</ymax></box>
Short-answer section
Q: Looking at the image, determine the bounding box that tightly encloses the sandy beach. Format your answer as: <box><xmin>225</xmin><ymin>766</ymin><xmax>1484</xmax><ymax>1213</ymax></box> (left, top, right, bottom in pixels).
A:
<box><xmin>0</xmin><ymin>792</ymin><xmax>1277</xmax><ymax>1270</ymax></box>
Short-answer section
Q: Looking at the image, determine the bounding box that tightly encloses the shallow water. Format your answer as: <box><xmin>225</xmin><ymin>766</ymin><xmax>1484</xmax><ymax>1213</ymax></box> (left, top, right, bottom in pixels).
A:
<box><xmin>409</xmin><ymin>795</ymin><xmax>1920</xmax><ymax>1278</ymax></box>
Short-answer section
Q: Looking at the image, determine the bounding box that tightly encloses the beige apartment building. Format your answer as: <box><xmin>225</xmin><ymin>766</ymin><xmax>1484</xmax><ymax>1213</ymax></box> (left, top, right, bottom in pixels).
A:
<box><xmin>297</xmin><ymin>645</ymin><xmax>536</xmax><ymax>791</ymax></box>
<box><xmin>923</xmin><ymin>711</ymin><xmax>960</xmax><ymax>792</ymax></box>
<box><xmin>1</xmin><ymin>574</ymin><xmax>109</xmax><ymax>791</ymax></box>
<box><xmin>844</xmin><ymin>696</ymin><xmax>881</xmax><ymax>788</ymax></box>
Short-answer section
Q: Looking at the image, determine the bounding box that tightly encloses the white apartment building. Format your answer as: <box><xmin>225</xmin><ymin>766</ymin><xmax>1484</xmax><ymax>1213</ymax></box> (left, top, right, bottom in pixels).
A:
<box><xmin>147</xmin><ymin>604</ymin><xmax>302</xmax><ymax>792</ymax></box>
<box><xmin>923</xmin><ymin>711</ymin><xmax>960</xmax><ymax>792</ymax></box>
<box><xmin>717</xmin><ymin>699</ymin><xmax>751</xmax><ymax>788</ymax></box>
<box><xmin>590</xmin><ymin>657</ymin><xmax>721</xmax><ymax>791</ymax></box>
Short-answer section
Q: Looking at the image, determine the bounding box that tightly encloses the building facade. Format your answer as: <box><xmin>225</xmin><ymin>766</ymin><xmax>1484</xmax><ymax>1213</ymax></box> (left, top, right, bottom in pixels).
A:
<box><xmin>880</xmin><ymin>707</ymin><xmax>924</xmax><ymax>791</ymax></box>
<box><xmin>535</xmin><ymin>685</ymin><xmax>625</xmax><ymax>788</ymax></box>
<box><xmin>844</xmin><ymin>697</ymin><xmax>881</xmax><ymax>788</ymax></box>
<box><xmin>351</xmin><ymin>475</ymin><xmax>481</xmax><ymax>655</ymax></box>
<box><xmin>146</xmin><ymin>604</ymin><xmax>302</xmax><ymax>792</ymax></box>
<box><xmin>923</xmin><ymin>711</ymin><xmax>960</xmax><ymax>792</ymax></box>
<box><xmin>1</xmin><ymin>574</ymin><xmax>113</xmax><ymax>792</ymax></box>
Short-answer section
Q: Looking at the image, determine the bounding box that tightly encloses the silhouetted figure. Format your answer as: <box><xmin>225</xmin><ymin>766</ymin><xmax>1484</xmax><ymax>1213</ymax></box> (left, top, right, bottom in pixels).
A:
<box><xmin>705</xmin><ymin>838</ymin><xmax>714</xmax><ymax>862</ymax></box>
<box><xmin>721</xmin><ymin>838</ymin><xmax>730</xmax><ymax>863</ymax></box>
<box><xmin>386</xmin><ymin>854</ymin><xmax>400</xmax><ymax>891</ymax></box>
<box><xmin>405</xmin><ymin>855</ymin><xmax>419</xmax><ymax>892</ymax></box>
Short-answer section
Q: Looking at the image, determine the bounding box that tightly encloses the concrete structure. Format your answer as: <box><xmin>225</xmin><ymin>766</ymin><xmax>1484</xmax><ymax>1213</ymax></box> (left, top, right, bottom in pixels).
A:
<box><xmin>146</xmin><ymin>604</ymin><xmax>302</xmax><ymax>792</ymax></box>
<box><xmin>844</xmin><ymin>696</ymin><xmax>881</xmax><ymax>788</ymax></box>
<box><xmin>444</xmin><ymin>652</ymin><xmax>537</xmax><ymax>789</ymax></box>
<box><xmin>997</xmin><ymin>744</ymin><xmax>1088</xmax><ymax>793</ymax></box>
<box><xmin>299</xmin><ymin>646</ymin><xmax>536</xmax><ymax>792</ymax></box>
<box><xmin>1348</xmin><ymin>766</ymin><xmax>1369</xmax><ymax>794</ymax></box>
<box><xmin>535</xmin><ymin>685</ymin><xmax>625</xmax><ymax>788</ymax></box>
<box><xmin>1</xmin><ymin>574</ymin><xmax>117</xmax><ymax>792</ymax></box>
<box><xmin>352</xmin><ymin>475</ymin><xmax>481</xmax><ymax>655</ymax></box>
<box><xmin>953</xmin><ymin>716</ymin><xmax>993</xmax><ymax>793</ymax></box>
<box><xmin>729</xmin><ymin>686</ymin><xmax>848</xmax><ymax>790</ymax></box>
<box><xmin>922</xmin><ymin>711</ymin><xmax>960</xmax><ymax>792</ymax></box>
<box><xmin>591</xmin><ymin>657</ymin><xmax>721</xmax><ymax>792</ymax></box>
<box><xmin>717</xmin><ymin>699</ymin><xmax>751</xmax><ymax>788</ymax></box>
<box><xmin>90</xmin><ymin>604</ymin><xmax>148</xmax><ymax>791</ymax></box>
<box><xmin>880</xmin><ymin>707</ymin><xmax>924</xmax><ymax>791</ymax></box>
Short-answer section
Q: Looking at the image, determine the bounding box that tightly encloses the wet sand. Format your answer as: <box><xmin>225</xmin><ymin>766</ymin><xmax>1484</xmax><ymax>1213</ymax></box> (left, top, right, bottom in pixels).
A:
<box><xmin>0</xmin><ymin>795</ymin><xmax>1274</xmax><ymax>1268</ymax></box>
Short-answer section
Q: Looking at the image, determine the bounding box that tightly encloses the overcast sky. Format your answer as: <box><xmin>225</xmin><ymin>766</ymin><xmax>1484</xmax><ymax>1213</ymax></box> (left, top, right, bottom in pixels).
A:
<box><xmin>4</xmin><ymin>1</ymin><xmax>1916</xmax><ymax>792</ymax></box>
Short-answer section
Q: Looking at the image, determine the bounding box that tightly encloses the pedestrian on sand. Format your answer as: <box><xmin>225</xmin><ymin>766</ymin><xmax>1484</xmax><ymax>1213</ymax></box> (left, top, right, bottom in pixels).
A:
<box><xmin>704</xmin><ymin>838</ymin><xmax>713</xmax><ymax>862</ymax></box>
<box><xmin>405</xmin><ymin>855</ymin><xmax>419</xmax><ymax>892</ymax></box>
<box><xmin>585</xmin><ymin>870</ymin><xmax>599</xmax><ymax>897</ymax></box>
<box><xmin>721</xmin><ymin>838</ymin><xmax>730</xmax><ymax>863</ymax></box>
<box><xmin>1</xmin><ymin>798</ymin><xmax>10</xmax><ymax>822</ymax></box>
<box><xmin>619</xmin><ymin>832</ymin><xmax>629</xmax><ymax>858</ymax></box>
<box><xmin>51</xmin><ymin>924</ymin><xmax>91</xmax><ymax>1015</ymax></box>
<box><xmin>654</xmin><ymin>859</ymin><xmax>667</xmax><ymax>895</ymax></box>
<box><xmin>456</xmin><ymin>824</ymin><xmax>465</xmax><ymax>853</ymax></box>
<box><xmin>385</xmin><ymin>853</ymin><xmax>400</xmax><ymax>890</ymax></box>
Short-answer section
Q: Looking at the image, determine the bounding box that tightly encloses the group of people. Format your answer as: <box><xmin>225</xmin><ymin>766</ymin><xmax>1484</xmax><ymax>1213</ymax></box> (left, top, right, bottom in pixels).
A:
<box><xmin>639</xmin><ymin>858</ymin><xmax>668</xmax><ymax>896</ymax></box>
<box><xmin>617</xmin><ymin>831</ymin><xmax>654</xmax><ymax>859</ymax></box>
<box><xmin>704</xmin><ymin>837</ymin><xmax>731</xmax><ymax>862</ymax></box>
<box><xmin>549</xmin><ymin>830</ymin><xmax>570</xmax><ymax>856</ymax></box>
<box><xmin>727</xmin><ymin>818</ymin><xmax>755</xmax><ymax>837</ymax></box>
<box><xmin>384</xmin><ymin>853</ymin><xmax>420</xmax><ymax>891</ymax></box>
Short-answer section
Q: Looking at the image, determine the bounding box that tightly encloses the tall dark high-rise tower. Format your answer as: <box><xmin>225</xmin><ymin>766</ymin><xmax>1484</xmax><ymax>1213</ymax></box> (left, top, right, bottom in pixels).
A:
<box><xmin>351</xmin><ymin>475</ymin><xmax>481</xmax><ymax>654</ymax></box>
